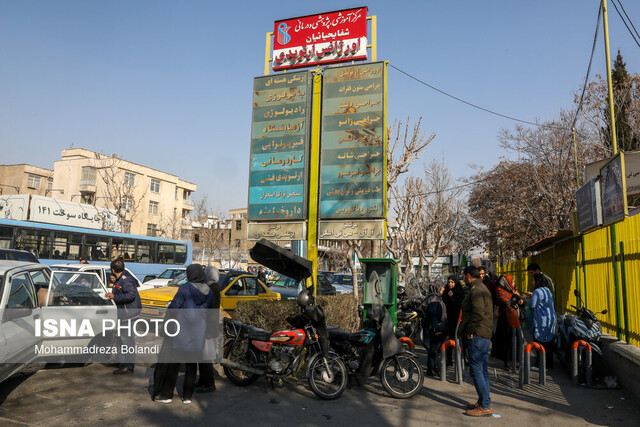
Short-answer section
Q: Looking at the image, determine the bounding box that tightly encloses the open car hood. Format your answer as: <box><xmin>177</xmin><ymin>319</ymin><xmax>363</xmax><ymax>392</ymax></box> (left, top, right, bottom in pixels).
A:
<box><xmin>250</xmin><ymin>239</ymin><xmax>312</xmax><ymax>282</ymax></box>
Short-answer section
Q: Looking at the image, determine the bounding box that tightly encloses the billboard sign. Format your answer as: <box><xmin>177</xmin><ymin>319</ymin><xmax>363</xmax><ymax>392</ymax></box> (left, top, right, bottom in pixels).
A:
<box><xmin>247</xmin><ymin>71</ymin><xmax>312</xmax><ymax>221</ymax></box>
<box><xmin>319</xmin><ymin>62</ymin><xmax>386</xmax><ymax>220</ymax></box>
<box><xmin>29</xmin><ymin>196</ymin><xmax>121</xmax><ymax>231</ymax></box>
<box><xmin>585</xmin><ymin>150</ymin><xmax>640</xmax><ymax>197</ymax></box>
<box><xmin>575</xmin><ymin>178</ymin><xmax>602</xmax><ymax>233</ymax></box>
<box><xmin>600</xmin><ymin>153</ymin><xmax>628</xmax><ymax>225</ymax></box>
<box><xmin>273</xmin><ymin>7</ymin><xmax>368</xmax><ymax>71</ymax></box>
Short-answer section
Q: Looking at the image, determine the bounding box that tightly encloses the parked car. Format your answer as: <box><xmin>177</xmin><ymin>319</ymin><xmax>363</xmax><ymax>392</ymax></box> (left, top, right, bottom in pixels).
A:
<box><xmin>139</xmin><ymin>270</ymin><xmax>281</xmax><ymax>317</ymax></box>
<box><xmin>140</xmin><ymin>267</ymin><xmax>186</xmax><ymax>288</ymax></box>
<box><xmin>0</xmin><ymin>249</ymin><xmax>39</xmax><ymax>263</ymax></box>
<box><xmin>330</xmin><ymin>273</ymin><xmax>354</xmax><ymax>294</ymax></box>
<box><xmin>0</xmin><ymin>261</ymin><xmax>116</xmax><ymax>383</ymax></box>
<box><xmin>269</xmin><ymin>274</ymin><xmax>336</xmax><ymax>299</ymax></box>
<box><xmin>50</xmin><ymin>263</ymin><xmax>145</xmax><ymax>290</ymax></box>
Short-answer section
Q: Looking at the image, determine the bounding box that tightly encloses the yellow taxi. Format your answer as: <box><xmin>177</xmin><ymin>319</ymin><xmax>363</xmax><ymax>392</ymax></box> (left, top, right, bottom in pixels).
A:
<box><xmin>139</xmin><ymin>269</ymin><xmax>280</xmax><ymax>317</ymax></box>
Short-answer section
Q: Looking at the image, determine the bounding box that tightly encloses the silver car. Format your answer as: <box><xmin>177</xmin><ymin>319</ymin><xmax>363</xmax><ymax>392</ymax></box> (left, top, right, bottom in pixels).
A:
<box><xmin>0</xmin><ymin>261</ymin><xmax>116</xmax><ymax>383</ymax></box>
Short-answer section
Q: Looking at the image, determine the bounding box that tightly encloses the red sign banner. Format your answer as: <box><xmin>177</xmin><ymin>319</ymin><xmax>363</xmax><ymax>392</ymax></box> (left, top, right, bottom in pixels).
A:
<box><xmin>273</xmin><ymin>7</ymin><xmax>368</xmax><ymax>71</ymax></box>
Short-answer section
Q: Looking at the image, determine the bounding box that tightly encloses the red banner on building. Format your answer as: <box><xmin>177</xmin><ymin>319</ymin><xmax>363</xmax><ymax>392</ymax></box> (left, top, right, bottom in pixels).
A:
<box><xmin>273</xmin><ymin>7</ymin><xmax>368</xmax><ymax>71</ymax></box>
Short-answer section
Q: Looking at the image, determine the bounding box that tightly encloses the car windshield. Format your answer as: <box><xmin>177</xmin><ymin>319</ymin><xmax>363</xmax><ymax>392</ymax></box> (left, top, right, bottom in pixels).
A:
<box><xmin>168</xmin><ymin>272</ymin><xmax>188</xmax><ymax>287</ymax></box>
<box><xmin>269</xmin><ymin>275</ymin><xmax>298</xmax><ymax>288</ymax></box>
<box><xmin>158</xmin><ymin>269</ymin><xmax>182</xmax><ymax>279</ymax></box>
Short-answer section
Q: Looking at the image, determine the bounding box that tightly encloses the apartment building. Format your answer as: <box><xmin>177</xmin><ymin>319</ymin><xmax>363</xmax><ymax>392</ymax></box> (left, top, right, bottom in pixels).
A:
<box><xmin>0</xmin><ymin>164</ymin><xmax>54</xmax><ymax>197</ymax></box>
<box><xmin>51</xmin><ymin>148</ymin><xmax>196</xmax><ymax>237</ymax></box>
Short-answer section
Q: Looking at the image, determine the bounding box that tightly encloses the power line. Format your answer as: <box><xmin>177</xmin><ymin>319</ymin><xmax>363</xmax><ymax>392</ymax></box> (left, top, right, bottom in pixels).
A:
<box><xmin>610</xmin><ymin>0</ymin><xmax>640</xmax><ymax>48</ymax></box>
<box><xmin>615</xmin><ymin>0</ymin><xmax>640</xmax><ymax>41</ymax></box>
<box><xmin>572</xmin><ymin>2</ymin><xmax>602</xmax><ymax>129</ymax></box>
<box><xmin>388</xmin><ymin>64</ymin><xmax>568</xmax><ymax>132</ymax></box>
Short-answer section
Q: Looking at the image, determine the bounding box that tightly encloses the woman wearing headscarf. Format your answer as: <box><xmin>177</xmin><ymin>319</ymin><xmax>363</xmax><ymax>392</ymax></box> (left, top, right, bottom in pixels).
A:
<box><xmin>442</xmin><ymin>275</ymin><xmax>465</xmax><ymax>365</ymax></box>
<box><xmin>529</xmin><ymin>273</ymin><xmax>556</xmax><ymax>369</ymax></box>
<box><xmin>491</xmin><ymin>275</ymin><xmax>523</xmax><ymax>370</ymax></box>
<box><xmin>195</xmin><ymin>266</ymin><xmax>222</xmax><ymax>393</ymax></box>
<box><xmin>422</xmin><ymin>280</ymin><xmax>448</xmax><ymax>376</ymax></box>
<box><xmin>153</xmin><ymin>264</ymin><xmax>215</xmax><ymax>404</ymax></box>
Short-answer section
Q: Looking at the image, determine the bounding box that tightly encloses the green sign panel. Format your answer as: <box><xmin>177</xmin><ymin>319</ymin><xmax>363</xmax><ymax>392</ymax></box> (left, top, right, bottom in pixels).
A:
<box><xmin>319</xmin><ymin>62</ymin><xmax>386</xmax><ymax>219</ymax></box>
<box><xmin>248</xmin><ymin>71</ymin><xmax>312</xmax><ymax>221</ymax></box>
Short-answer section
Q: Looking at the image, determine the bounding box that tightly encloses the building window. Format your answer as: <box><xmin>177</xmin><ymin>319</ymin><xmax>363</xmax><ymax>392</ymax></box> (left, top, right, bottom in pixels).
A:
<box><xmin>234</xmin><ymin>239</ymin><xmax>241</xmax><ymax>248</ymax></box>
<box><xmin>149</xmin><ymin>201</ymin><xmax>159</xmax><ymax>215</ymax></box>
<box><xmin>123</xmin><ymin>196</ymin><xmax>133</xmax><ymax>212</ymax></box>
<box><xmin>27</xmin><ymin>174</ymin><xmax>41</xmax><ymax>190</ymax></box>
<box><xmin>124</xmin><ymin>171</ymin><xmax>136</xmax><ymax>187</ymax></box>
<box><xmin>175</xmin><ymin>187</ymin><xmax>178</xmax><ymax>200</ymax></box>
<box><xmin>147</xmin><ymin>223</ymin><xmax>158</xmax><ymax>237</ymax></box>
<box><xmin>150</xmin><ymin>178</ymin><xmax>160</xmax><ymax>193</ymax></box>
<box><xmin>235</xmin><ymin>220</ymin><xmax>242</xmax><ymax>231</ymax></box>
<box><xmin>47</xmin><ymin>177</ymin><xmax>53</xmax><ymax>190</ymax></box>
<box><xmin>80</xmin><ymin>166</ymin><xmax>97</xmax><ymax>186</ymax></box>
<box><xmin>123</xmin><ymin>220</ymin><xmax>132</xmax><ymax>234</ymax></box>
<box><xmin>194</xmin><ymin>233</ymin><xmax>200</xmax><ymax>243</ymax></box>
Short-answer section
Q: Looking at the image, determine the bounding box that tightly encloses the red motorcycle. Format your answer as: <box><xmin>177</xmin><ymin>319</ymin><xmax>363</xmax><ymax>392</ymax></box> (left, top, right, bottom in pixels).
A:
<box><xmin>222</xmin><ymin>289</ymin><xmax>348</xmax><ymax>400</ymax></box>
<box><xmin>221</xmin><ymin>239</ymin><xmax>348</xmax><ymax>400</ymax></box>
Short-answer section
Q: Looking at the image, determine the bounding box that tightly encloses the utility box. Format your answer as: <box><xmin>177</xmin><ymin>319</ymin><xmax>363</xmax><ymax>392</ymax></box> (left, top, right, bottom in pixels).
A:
<box><xmin>361</xmin><ymin>258</ymin><xmax>399</xmax><ymax>326</ymax></box>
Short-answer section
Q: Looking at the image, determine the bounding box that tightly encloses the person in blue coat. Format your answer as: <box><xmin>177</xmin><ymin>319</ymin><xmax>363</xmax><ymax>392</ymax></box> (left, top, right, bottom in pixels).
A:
<box><xmin>422</xmin><ymin>280</ymin><xmax>448</xmax><ymax>377</ymax></box>
<box><xmin>529</xmin><ymin>274</ymin><xmax>557</xmax><ymax>369</ymax></box>
<box><xmin>153</xmin><ymin>264</ymin><xmax>214</xmax><ymax>404</ymax></box>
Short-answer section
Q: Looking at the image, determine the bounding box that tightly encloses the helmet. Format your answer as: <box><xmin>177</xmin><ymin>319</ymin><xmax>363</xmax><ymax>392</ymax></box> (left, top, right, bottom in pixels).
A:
<box><xmin>297</xmin><ymin>288</ymin><xmax>312</xmax><ymax>307</ymax></box>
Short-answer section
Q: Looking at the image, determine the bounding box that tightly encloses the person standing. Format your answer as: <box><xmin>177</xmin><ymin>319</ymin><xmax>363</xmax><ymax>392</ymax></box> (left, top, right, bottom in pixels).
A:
<box><xmin>195</xmin><ymin>265</ymin><xmax>221</xmax><ymax>393</ymax></box>
<box><xmin>153</xmin><ymin>264</ymin><xmax>214</xmax><ymax>404</ymax></box>
<box><xmin>459</xmin><ymin>265</ymin><xmax>493</xmax><ymax>417</ymax></box>
<box><xmin>442</xmin><ymin>275</ymin><xmax>465</xmax><ymax>364</ymax></box>
<box><xmin>528</xmin><ymin>276</ymin><xmax>556</xmax><ymax>369</ymax></box>
<box><xmin>492</xmin><ymin>275</ymin><xmax>523</xmax><ymax>370</ymax></box>
<box><xmin>527</xmin><ymin>263</ymin><xmax>555</xmax><ymax>295</ymax></box>
<box><xmin>422</xmin><ymin>280</ymin><xmax>448</xmax><ymax>376</ymax></box>
<box><xmin>257</xmin><ymin>266</ymin><xmax>267</xmax><ymax>284</ymax></box>
<box><xmin>105</xmin><ymin>258</ymin><xmax>141</xmax><ymax>375</ymax></box>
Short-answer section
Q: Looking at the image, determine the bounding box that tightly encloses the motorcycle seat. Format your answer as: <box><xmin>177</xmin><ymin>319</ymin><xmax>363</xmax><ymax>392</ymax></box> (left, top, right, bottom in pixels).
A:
<box><xmin>245</xmin><ymin>324</ymin><xmax>272</xmax><ymax>342</ymax></box>
<box><xmin>327</xmin><ymin>327</ymin><xmax>351</xmax><ymax>342</ymax></box>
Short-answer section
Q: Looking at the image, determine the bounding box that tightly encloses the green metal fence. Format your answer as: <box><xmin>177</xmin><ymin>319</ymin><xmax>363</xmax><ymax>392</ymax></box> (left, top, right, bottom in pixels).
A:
<box><xmin>499</xmin><ymin>213</ymin><xmax>640</xmax><ymax>347</ymax></box>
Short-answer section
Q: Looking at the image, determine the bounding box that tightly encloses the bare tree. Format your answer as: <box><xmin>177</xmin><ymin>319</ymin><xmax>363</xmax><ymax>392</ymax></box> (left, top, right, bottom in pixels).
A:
<box><xmin>157</xmin><ymin>210</ymin><xmax>184</xmax><ymax>240</ymax></box>
<box><xmin>192</xmin><ymin>196</ymin><xmax>231</xmax><ymax>265</ymax></box>
<box><xmin>92</xmin><ymin>154</ymin><xmax>144</xmax><ymax>232</ymax></box>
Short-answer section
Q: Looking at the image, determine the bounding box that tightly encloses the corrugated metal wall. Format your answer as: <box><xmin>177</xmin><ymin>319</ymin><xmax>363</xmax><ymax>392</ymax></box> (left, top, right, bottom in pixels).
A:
<box><xmin>499</xmin><ymin>213</ymin><xmax>640</xmax><ymax>347</ymax></box>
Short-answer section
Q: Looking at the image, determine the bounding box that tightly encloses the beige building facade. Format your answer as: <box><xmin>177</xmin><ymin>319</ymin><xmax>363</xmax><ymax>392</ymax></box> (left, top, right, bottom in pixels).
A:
<box><xmin>0</xmin><ymin>164</ymin><xmax>54</xmax><ymax>197</ymax></box>
<box><xmin>229</xmin><ymin>207</ymin><xmax>248</xmax><ymax>253</ymax></box>
<box><xmin>50</xmin><ymin>148</ymin><xmax>196</xmax><ymax>237</ymax></box>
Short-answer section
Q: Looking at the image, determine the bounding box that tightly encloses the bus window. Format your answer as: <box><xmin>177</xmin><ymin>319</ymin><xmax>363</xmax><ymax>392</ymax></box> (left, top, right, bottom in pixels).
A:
<box><xmin>0</xmin><ymin>226</ymin><xmax>12</xmax><ymax>249</ymax></box>
<box><xmin>158</xmin><ymin>243</ymin><xmax>175</xmax><ymax>264</ymax></box>
<box><xmin>137</xmin><ymin>241</ymin><xmax>152</xmax><ymax>263</ymax></box>
<box><xmin>122</xmin><ymin>239</ymin><xmax>136</xmax><ymax>262</ymax></box>
<box><xmin>86</xmin><ymin>235</ymin><xmax>109</xmax><ymax>261</ymax></box>
<box><xmin>16</xmin><ymin>229</ymin><xmax>51</xmax><ymax>258</ymax></box>
<box><xmin>175</xmin><ymin>244</ymin><xmax>187</xmax><ymax>264</ymax></box>
<box><xmin>53</xmin><ymin>232</ymin><xmax>82</xmax><ymax>260</ymax></box>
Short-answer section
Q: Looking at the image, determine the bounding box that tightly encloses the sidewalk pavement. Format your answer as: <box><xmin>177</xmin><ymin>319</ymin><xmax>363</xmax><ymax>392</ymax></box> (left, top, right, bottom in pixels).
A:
<box><xmin>0</xmin><ymin>352</ymin><xmax>638</xmax><ymax>426</ymax></box>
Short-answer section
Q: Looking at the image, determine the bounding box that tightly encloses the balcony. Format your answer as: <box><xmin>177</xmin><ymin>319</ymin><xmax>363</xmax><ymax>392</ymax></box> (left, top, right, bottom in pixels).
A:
<box><xmin>79</xmin><ymin>179</ymin><xmax>97</xmax><ymax>193</ymax></box>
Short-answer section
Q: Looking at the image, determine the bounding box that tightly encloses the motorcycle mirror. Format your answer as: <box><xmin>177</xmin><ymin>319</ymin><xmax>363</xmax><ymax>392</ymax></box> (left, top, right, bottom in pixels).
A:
<box><xmin>601</xmin><ymin>309</ymin><xmax>608</xmax><ymax>315</ymax></box>
<box><xmin>574</xmin><ymin>289</ymin><xmax>580</xmax><ymax>297</ymax></box>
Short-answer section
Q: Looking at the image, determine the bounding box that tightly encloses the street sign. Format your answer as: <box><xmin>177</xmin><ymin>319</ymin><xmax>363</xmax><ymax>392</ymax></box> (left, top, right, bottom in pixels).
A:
<box><xmin>247</xmin><ymin>71</ymin><xmax>312</xmax><ymax>221</ymax></box>
<box><xmin>319</xmin><ymin>62</ymin><xmax>386</xmax><ymax>220</ymax></box>
<box><xmin>273</xmin><ymin>7</ymin><xmax>368</xmax><ymax>71</ymax></box>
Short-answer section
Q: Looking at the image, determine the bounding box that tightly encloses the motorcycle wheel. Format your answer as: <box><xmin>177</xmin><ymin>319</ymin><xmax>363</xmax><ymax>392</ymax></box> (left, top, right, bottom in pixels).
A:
<box><xmin>308</xmin><ymin>353</ymin><xmax>348</xmax><ymax>400</ymax></box>
<box><xmin>223</xmin><ymin>343</ymin><xmax>260</xmax><ymax>386</ymax></box>
<box><xmin>380</xmin><ymin>353</ymin><xmax>424</xmax><ymax>399</ymax></box>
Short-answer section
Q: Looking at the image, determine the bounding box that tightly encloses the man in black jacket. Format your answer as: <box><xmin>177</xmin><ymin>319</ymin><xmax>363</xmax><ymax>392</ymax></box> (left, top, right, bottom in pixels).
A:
<box><xmin>106</xmin><ymin>258</ymin><xmax>141</xmax><ymax>375</ymax></box>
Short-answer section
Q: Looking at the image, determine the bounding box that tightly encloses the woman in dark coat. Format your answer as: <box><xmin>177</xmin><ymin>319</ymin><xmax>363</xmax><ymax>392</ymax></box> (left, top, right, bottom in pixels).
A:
<box><xmin>442</xmin><ymin>275</ymin><xmax>465</xmax><ymax>364</ymax></box>
<box><xmin>422</xmin><ymin>280</ymin><xmax>448</xmax><ymax>376</ymax></box>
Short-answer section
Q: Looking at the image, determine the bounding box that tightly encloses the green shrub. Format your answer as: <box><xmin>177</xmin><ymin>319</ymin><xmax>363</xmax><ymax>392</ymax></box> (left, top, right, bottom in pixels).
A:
<box><xmin>234</xmin><ymin>294</ymin><xmax>361</xmax><ymax>332</ymax></box>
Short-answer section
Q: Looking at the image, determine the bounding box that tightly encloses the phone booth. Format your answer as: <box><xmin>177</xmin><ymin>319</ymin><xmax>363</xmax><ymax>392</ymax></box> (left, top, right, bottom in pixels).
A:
<box><xmin>361</xmin><ymin>258</ymin><xmax>399</xmax><ymax>326</ymax></box>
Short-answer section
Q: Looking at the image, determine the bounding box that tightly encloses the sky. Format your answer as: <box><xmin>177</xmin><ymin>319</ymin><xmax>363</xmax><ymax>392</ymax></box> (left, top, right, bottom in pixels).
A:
<box><xmin>2</xmin><ymin>1</ymin><xmax>639</xmax><ymax>215</ymax></box>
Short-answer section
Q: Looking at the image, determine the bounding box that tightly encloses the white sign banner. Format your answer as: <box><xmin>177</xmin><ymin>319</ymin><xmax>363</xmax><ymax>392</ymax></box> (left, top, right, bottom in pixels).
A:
<box><xmin>585</xmin><ymin>151</ymin><xmax>640</xmax><ymax>197</ymax></box>
<box><xmin>29</xmin><ymin>196</ymin><xmax>121</xmax><ymax>231</ymax></box>
<box><xmin>0</xmin><ymin>195</ymin><xmax>29</xmax><ymax>221</ymax></box>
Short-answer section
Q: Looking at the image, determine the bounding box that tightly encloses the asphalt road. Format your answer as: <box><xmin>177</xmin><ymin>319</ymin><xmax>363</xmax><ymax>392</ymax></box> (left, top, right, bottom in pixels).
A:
<box><xmin>1</xmin><ymin>350</ymin><xmax>638</xmax><ymax>427</ymax></box>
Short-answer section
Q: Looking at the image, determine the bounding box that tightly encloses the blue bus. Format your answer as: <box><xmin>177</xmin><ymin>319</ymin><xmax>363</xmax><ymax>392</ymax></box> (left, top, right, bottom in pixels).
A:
<box><xmin>0</xmin><ymin>218</ymin><xmax>192</xmax><ymax>280</ymax></box>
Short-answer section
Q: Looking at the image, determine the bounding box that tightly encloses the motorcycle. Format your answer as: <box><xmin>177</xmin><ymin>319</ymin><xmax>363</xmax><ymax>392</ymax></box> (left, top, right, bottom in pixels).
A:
<box><xmin>221</xmin><ymin>239</ymin><xmax>348</xmax><ymax>400</ymax></box>
<box><xmin>327</xmin><ymin>271</ymin><xmax>424</xmax><ymax>399</ymax></box>
<box><xmin>395</xmin><ymin>276</ymin><xmax>425</xmax><ymax>342</ymax></box>
<box><xmin>555</xmin><ymin>290</ymin><xmax>608</xmax><ymax>383</ymax></box>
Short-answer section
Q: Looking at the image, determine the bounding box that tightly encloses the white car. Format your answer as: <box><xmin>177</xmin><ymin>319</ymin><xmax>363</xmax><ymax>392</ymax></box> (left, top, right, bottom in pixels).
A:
<box><xmin>50</xmin><ymin>263</ymin><xmax>146</xmax><ymax>290</ymax></box>
<box><xmin>141</xmin><ymin>267</ymin><xmax>186</xmax><ymax>289</ymax></box>
<box><xmin>0</xmin><ymin>261</ymin><xmax>117</xmax><ymax>383</ymax></box>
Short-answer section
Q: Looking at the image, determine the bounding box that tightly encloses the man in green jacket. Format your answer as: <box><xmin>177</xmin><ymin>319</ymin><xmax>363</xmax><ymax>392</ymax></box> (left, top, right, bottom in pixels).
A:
<box><xmin>459</xmin><ymin>265</ymin><xmax>493</xmax><ymax>416</ymax></box>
